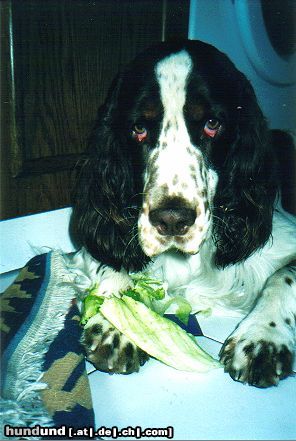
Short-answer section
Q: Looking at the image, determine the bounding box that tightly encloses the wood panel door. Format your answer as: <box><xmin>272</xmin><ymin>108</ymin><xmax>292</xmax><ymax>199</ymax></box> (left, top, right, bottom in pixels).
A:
<box><xmin>0</xmin><ymin>0</ymin><xmax>189</xmax><ymax>220</ymax></box>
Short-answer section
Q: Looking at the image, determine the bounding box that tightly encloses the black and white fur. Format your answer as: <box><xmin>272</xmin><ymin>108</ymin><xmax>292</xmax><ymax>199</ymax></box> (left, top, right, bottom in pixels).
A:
<box><xmin>69</xmin><ymin>40</ymin><xmax>296</xmax><ymax>387</ymax></box>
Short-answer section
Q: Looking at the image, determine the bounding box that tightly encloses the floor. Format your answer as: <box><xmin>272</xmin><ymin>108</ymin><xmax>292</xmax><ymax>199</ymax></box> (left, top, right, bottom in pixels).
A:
<box><xmin>86</xmin><ymin>315</ymin><xmax>296</xmax><ymax>440</ymax></box>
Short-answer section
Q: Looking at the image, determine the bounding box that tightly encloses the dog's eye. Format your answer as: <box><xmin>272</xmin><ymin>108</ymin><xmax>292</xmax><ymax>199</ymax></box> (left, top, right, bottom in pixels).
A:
<box><xmin>203</xmin><ymin>119</ymin><xmax>221</xmax><ymax>138</ymax></box>
<box><xmin>132</xmin><ymin>125</ymin><xmax>148</xmax><ymax>142</ymax></box>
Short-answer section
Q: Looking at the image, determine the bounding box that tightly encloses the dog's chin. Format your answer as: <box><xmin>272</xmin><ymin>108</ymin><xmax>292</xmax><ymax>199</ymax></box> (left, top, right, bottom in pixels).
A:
<box><xmin>139</xmin><ymin>234</ymin><xmax>204</xmax><ymax>258</ymax></box>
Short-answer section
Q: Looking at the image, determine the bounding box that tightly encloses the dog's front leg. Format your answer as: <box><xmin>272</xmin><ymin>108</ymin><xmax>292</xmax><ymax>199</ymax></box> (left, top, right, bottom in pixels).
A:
<box><xmin>219</xmin><ymin>262</ymin><xmax>296</xmax><ymax>387</ymax></box>
<box><xmin>82</xmin><ymin>265</ymin><xmax>149</xmax><ymax>374</ymax></box>
<box><xmin>69</xmin><ymin>250</ymin><xmax>149</xmax><ymax>374</ymax></box>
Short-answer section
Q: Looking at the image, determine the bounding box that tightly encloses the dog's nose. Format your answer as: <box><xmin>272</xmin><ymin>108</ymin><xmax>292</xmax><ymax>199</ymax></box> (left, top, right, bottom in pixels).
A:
<box><xmin>149</xmin><ymin>207</ymin><xmax>196</xmax><ymax>236</ymax></box>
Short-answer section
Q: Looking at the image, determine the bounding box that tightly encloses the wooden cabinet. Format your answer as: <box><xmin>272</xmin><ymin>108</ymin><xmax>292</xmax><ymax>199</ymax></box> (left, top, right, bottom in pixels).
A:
<box><xmin>0</xmin><ymin>0</ymin><xmax>189</xmax><ymax>219</ymax></box>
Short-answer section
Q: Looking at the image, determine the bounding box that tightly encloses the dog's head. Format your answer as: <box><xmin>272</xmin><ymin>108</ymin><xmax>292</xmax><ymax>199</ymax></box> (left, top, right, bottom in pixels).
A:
<box><xmin>71</xmin><ymin>40</ymin><xmax>277</xmax><ymax>271</ymax></box>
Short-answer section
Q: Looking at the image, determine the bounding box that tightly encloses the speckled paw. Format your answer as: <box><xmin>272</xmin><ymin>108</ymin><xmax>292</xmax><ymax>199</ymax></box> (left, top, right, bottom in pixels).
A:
<box><xmin>81</xmin><ymin>314</ymin><xmax>149</xmax><ymax>374</ymax></box>
<box><xmin>219</xmin><ymin>334</ymin><xmax>294</xmax><ymax>388</ymax></box>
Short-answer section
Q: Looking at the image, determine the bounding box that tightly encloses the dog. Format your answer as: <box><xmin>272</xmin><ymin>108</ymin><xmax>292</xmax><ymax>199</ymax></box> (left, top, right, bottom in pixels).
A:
<box><xmin>69</xmin><ymin>39</ymin><xmax>296</xmax><ymax>387</ymax></box>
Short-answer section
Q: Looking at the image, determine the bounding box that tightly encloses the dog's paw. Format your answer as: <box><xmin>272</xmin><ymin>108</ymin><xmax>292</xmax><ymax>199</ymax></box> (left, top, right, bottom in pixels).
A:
<box><xmin>82</xmin><ymin>314</ymin><xmax>149</xmax><ymax>374</ymax></box>
<box><xmin>219</xmin><ymin>319</ymin><xmax>295</xmax><ymax>388</ymax></box>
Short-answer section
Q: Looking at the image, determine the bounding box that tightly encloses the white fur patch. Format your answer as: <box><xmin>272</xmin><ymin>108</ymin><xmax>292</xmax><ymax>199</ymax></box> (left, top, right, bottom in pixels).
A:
<box><xmin>138</xmin><ymin>50</ymin><xmax>217</xmax><ymax>257</ymax></box>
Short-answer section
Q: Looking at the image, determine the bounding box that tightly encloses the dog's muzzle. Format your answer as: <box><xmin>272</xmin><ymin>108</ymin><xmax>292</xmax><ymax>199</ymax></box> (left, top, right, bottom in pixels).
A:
<box><xmin>138</xmin><ymin>195</ymin><xmax>210</xmax><ymax>257</ymax></box>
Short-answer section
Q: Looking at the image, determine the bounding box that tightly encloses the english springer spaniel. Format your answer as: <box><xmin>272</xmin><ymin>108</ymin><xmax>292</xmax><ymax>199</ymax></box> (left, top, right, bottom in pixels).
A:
<box><xmin>70</xmin><ymin>39</ymin><xmax>296</xmax><ymax>388</ymax></box>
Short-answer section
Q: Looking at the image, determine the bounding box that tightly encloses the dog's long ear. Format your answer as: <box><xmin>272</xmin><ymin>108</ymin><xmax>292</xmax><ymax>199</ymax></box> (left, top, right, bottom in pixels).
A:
<box><xmin>70</xmin><ymin>74</ymin><xmax>148</xmax><ymax>272</ymax></box>
<box><xmin>213</xmin><ymin>76</ymin><xmax>278</xmax><ymax>267</ymax></box>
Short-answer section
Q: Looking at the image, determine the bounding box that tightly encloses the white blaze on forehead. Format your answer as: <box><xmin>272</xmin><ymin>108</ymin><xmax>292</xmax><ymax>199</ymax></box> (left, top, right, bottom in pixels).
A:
<box><xmin>152</xmin><ymin>50</ymin><xmax>198</xmax><ymax>202</ymax></box>
<box><xmin>155</xmin><ymin>50</ymin><xmax>192</xmax><ymax>119</ymax></box>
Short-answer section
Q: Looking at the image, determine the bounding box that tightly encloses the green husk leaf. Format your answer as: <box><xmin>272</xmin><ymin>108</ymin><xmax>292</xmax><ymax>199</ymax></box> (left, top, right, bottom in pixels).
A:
<box><xmin>80</xmin><ymin>294</ymin><xmax>105</xmax><ymax>325</ymax></box>
<box><xmin>80</xmin><ymin>274</ymin><xmax>220</xmax><ymax>373</ymax></box>
<box><xmin>159</xmin><ymin>296</ymin><xmax>192</xmax><ymax>325</ymax></box>
<box><xmin>100</xmin><ymin>295</ymin><xmax>221</xmax><ymax>372</ymax></box>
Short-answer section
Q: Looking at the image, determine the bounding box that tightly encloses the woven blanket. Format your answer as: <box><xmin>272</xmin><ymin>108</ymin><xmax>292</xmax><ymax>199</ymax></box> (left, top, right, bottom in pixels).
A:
<box><xmin>0</xmin><ymin>251</ymin><xmax>95</xmax><ymax>440</ymax></box>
